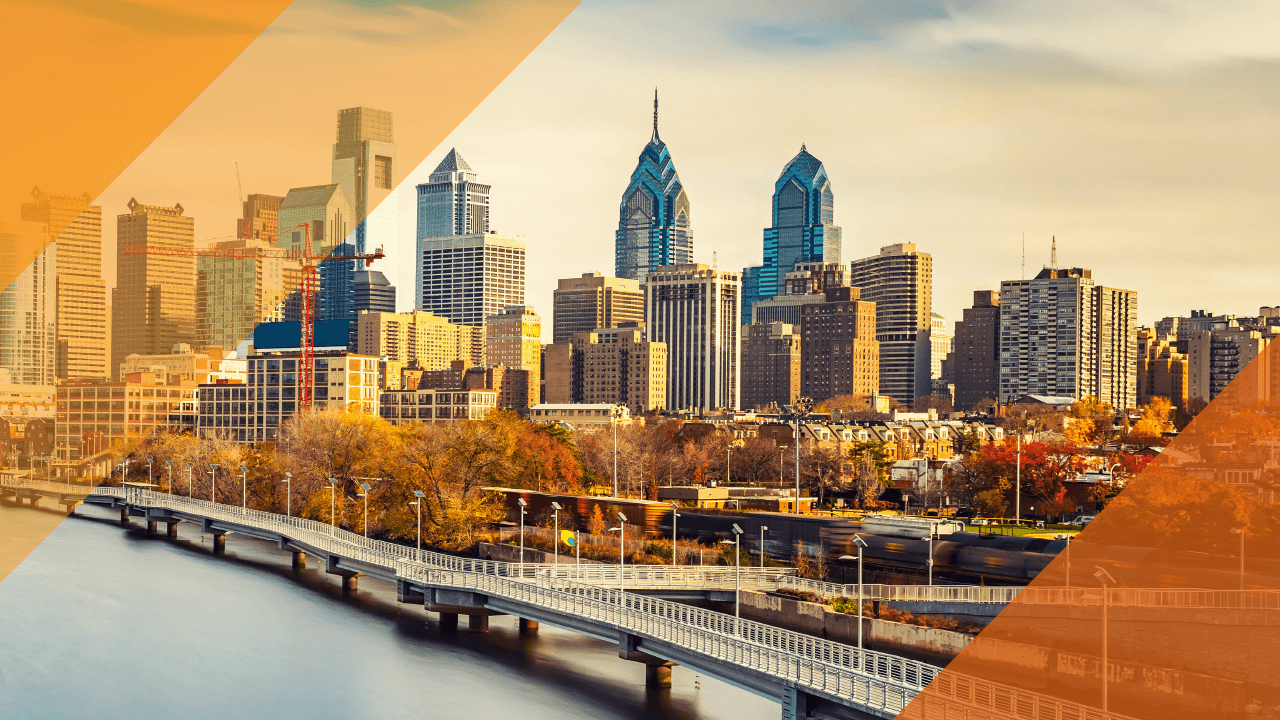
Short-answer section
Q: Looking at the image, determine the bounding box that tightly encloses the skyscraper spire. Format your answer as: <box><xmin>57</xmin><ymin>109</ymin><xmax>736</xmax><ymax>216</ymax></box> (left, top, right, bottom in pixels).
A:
<box><xmin>652</xmin><ymin>87</ymin><xmax>660</xmax><ymax>142</ymax></box>
<box><xmin>1050</xmin><ymin>235</ymin><xmax>1058</xmax><ymax>270</ymax></box>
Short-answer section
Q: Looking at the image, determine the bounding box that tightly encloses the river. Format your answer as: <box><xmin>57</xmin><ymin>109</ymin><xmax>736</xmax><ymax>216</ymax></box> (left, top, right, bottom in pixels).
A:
<box><xmin>0</xmin><ymin>502</ymin><xmax>776</xmax><ymax>719</ymax></box>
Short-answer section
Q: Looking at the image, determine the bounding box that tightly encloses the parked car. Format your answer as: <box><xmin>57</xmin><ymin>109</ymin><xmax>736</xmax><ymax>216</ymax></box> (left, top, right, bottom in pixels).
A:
<box><xmin>1069</xmin><ymin>515</ymin><xmax>1096</xmax><ymax>526</ymax></box>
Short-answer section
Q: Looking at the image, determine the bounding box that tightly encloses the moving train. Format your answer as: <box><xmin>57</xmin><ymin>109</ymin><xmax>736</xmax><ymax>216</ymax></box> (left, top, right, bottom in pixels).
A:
<box><xmin>491</xmin><ymin>489</ymin><xmax>1279</xmax><ymax>588</ymax></box>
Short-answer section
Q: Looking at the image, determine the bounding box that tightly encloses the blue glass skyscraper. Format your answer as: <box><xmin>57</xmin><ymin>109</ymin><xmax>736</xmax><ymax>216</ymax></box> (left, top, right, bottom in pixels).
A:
<box><xmin>615</xmin><ymin>91</ymin><xmax>692</xmax><ymax>280</ymax></box>
<box><xmin>741</xmin><ymin>145</ymin><xmax>841</xmax><ymax>324</ymax></box>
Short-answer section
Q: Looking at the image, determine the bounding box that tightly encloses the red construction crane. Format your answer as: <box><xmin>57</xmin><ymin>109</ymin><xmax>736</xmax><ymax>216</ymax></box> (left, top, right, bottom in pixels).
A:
<box><xmin>122</xmin><ymin>224</ymin><xmax>384</xmax><ymax>410</ymax></box>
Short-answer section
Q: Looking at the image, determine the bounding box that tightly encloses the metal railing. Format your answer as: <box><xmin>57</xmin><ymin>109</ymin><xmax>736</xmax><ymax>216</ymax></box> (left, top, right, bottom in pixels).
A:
<box><xmin>396</xmin><ymin>559</ymin><xmax>928</xmax><ymax>715</ymax></box>
<box><xmin>58</xmin><ymin>484</ymin><xmax>1147</xmax><ymax>720</ymax></box>
<box><xmin>776</xmin><ymin>576</ymin><xmax>1023</xmax><ymax>604</ymax></box>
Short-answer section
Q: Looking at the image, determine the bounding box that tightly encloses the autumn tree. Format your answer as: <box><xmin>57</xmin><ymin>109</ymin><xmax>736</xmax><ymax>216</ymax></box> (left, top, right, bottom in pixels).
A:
<box><xmin>1063</xmin><ymin>396</ymin><xmax>1115</xmax><ymax>447</ymax></box>
<box><xmin>847</xmin><ymin>441</ymin><xmax>892</xmax><ymax>508</ymax></box>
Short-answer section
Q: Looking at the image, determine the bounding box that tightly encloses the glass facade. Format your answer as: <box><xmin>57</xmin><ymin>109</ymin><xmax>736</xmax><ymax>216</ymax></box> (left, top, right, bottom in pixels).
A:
<box><xmin>615</xmin><ymin>97</ymin><xmax>692</xmax><ymax>280</ymax></box>
<box><xmin>742</xmin><ymin>145</ymin><xmax>842</xmax><ymax>324</ymax></box>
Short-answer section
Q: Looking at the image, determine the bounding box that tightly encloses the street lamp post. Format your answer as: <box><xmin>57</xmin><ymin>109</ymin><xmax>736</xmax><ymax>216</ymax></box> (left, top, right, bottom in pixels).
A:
<box><xmin>185</xmin><ymin>463</ymin><xmax>193</xmax><ymax>497</ymax></box>
<box><xmin>852</xmin><ymin>534</ymin><xmax>869</xmax><ymax>653</ymax></box>
<box><xmin>1094</xmin><ymin>566</ymin><xmax>1117</xmax><ymax>712</ymax></box>
<box><xmin>208</xmin><ymin>464</ymin><xmax>218</xmax><ymax>503</ymax></box>
<box><xmin>326</xmin><ymin>478</ymin><xmax>337</xmax><ymax>535</ymax></box>
<box><xmin>611</xmin><ymin>405</ymin><xmax>625</xmax><ymax>497</ymax></box>
<box><xmin>1015</xmin><ymin>430</ymin><xmax>1022</xmax><ymax>525</ymax></box>
<box><xmin>608</xmin><ymin>512</ymin><xmax>628</xmax><ymax>594</ymax></box>
<box><xmin>283</xmin><ymin>472</ymin><xmax>292</xmax><ymax>516</ymax></box>
<box><xmin>669</xmin><ymin>501</ymin><xmax>680</xmax><ymax>565</ymax></box>
<box><xmin>551</xmin><ymin>501</ymin><xmax>562</xmax><ymax>565</ymax></box>
<box><xmin>412</xmin><ymin>490</ymin><xmax>425</xmax><ymax>563</ymax></box>
<box><xmin>921</xmin><ymin>531</ymin><xmax>935</xmax><ymax>585</ymax></box>
<box><xmin>146</xmin><ymin>458</ymin><xmax>153</xmax><ymax>491</ymax></box>
<box><xmin>789</xmin><ymin>396</ymin><xmax>814</xmax><ymax>514</ymax></box>
<box><xmin>1232</xmin><ymin>527</ymin><xmax>1246</xmax><ymax>589</ymax></box>
<box><xmin>719</xmin><ymin>523</ymin><xmax>744</xmax><ymax>634</ymax></box>
<box><xmin>359</xmin><ymin>482</ymin><xmax>371</xmax><ymax>538</ymax></box>
<box><xmin>120</xmin><ymin>457</ymin><xmax>130</xmax><ymax>486</ymax></box>
<box><xmin>517</xmin><ymin>498</ymin><xmax>528</xmax><ymax>569</ymax></box>
<box><xmin>164</xmin><ymin>461</ymin><xmax>173</xmax><ymax>494</ymax></box>
<box><xmin>726</xmin><ymin>442</ymin><xmax>732</xmax><ymax>485</ymax></box>
<box><xmin>760</xmin><ymin>525</ymin><xmax>768</xmax><ymax>568</ymax></box>
<box><xmin>240</xmin><ymin>466</ymin><xmax>248</xmax><ymax>509</ymax></box>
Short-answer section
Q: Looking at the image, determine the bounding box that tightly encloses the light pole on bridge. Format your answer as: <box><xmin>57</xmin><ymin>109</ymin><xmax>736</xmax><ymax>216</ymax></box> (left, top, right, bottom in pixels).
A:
<box><xmin>551</xmin><ymin>501</ymin><xmax>562</xmax><ymax>566</ymax></box>
<box><xmin>608</xmin><ymin>512</ymin><xmax>628</xmax><ymax>594</ymax></box>
<box><xmin>719</xmin><ymin>523</ymin><xmax>744</xmax><ymax>635</ymax></box>
<box><xmin>669</xmin><ymin>501</ymin><xmax>680</xmax><ymax>565</ymax></box>
<box><xmin>208</xmin><ymin>464</ymin><xmax>219</xmax><ymax>504</ymax></box>
<box><xmin>164</xmin><ymin>461</ymin><xmax>172</xmax><ymax>494</ymax></box>
<box><xmin>517</xmin><ymin>498</ymin><xmax>527</xmax><ymax>570</ymax></box>
<box><xmin>282</xmin><ymin>472</ymin><xmax>292</xmax><ymax>517</ymax></box>
<box><xmin>412</xmin><ymin>490</ymin><xmax>425</xmax><ymax>563</ymax></box>
<box><xmin>326</xmin><ymin>478</ymin><xmax>337</xmax><ymax>536</ymax></box>
<box><xmin>185</xmin><ymin>463</ymin><xmax>193</xmax><ymax>497</ymax></box>
<box><xmin>359</xmin><ymin>482</ymin><xmax>371</xmax><ymax>538</ymax></box>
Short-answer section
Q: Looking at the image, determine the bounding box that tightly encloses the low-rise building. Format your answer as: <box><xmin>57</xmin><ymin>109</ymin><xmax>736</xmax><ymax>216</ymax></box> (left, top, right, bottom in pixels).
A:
<box><xmin>528</xmin><ymin>403</ymin><xmax>631</xmax><ymax>427</ymax></box>
<box><xmin>378</xmin><ymin>388</ymin><xmax>498</xmax><ymax>425</ymax></box>
<box><xmin>54</xmin><ymin>373</ymin><xmax>198</xmax><ymax>471</ymax></box>
<box><xmin>543</xmin><ymin>324</ymin><xmax>667</xmax><ymax>413</ymax></box>
<box><xmin>119</xmin><ymin>344</ymin><xmax>247</xmax><ymax>385</ymax></box>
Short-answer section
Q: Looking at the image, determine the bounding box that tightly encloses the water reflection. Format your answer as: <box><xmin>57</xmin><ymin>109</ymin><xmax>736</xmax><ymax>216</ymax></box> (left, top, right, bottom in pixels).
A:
<box><xmin>0</xmin><ymin>503</ymin><xmax>774</xmax><ymax>719</ymax></box>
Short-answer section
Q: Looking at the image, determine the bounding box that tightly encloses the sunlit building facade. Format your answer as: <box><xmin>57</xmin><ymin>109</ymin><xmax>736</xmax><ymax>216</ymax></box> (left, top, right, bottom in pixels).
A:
<box><xmin>615</xmin><ymin>93</ymin><xmax>692</xmax><ymax>281</ymax></box>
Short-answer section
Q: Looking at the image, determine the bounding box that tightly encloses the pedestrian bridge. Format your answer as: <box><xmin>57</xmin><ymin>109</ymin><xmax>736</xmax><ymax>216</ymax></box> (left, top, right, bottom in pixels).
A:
<box><xmin>3</xmin><ymin>479</ymin><xmax>1133</xmax><ymax>720</ymax></box>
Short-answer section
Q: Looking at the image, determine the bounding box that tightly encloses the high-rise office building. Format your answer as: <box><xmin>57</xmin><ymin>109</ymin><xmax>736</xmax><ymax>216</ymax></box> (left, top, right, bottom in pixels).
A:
<box><xmin>742</xmin><ymin>145</ymin><xmax>841</xmax><ymax>324</ymax></box>
<box><xmin>928</xmin><ymin>313</ymin><xmax>951</xmax><ymax>394</ymax></box>
<box><xmin>21</xmin><ymin>188</ymin><xmax>108</xmax><ymax>380</ymax></box>
<box><xmin>0</xmin><ymin>222</ymin><xmax>56</xmax><ymax>386</ymax></box>
<box><xmin>355</xmin><ymin>310</ymin><xmax>485</xmax><ymax>370</ymax></box>
<box><xmin>740</xmin><ymin>322</ymin><xmax>801</xmax><ymax>411</ymax></box>
<box><xmin>848</xmin><ymin>243</ymin><xmax>933</xmax><ymax>406</ymax></box>
<box><xmin>332</xmin><ymin>107</ymin><xmax>397</xmax><ymax>253</ymax></box>
<box><xmin>417</xmin><ymin>233</ymin><xmax>525</xmax><ymax>327</ymax></box>
<box><xmin>998</xmin><ymin>266</ymin><xmax>1138</xmax><ymax>408</ymax></box>
<box><xmin>615</xmin><ymin>92</ymin><xmax>692</xmax><ymax>281</ymax></box>
<box><xmin>277</xmin><ymin>184</ymin><xmax>351</xmax><ymax>258</ymax></box>
<box><xmin>543</xmin><ymin>325</ymin><xmax>667</xmax><ymax>412</ymax></box>
<box><xmin>486</xmin><ymin>305</ymin><xmax>541</xmax><ymax>406</ymax></box>
<box><xmin>551</xmin><ymin>273</ymin><xmax>645</xmax><ymax>345</ymax></box>
<box><xmin>354</xmin><ymin>270</ymin><xmax>395</xmax><ymax>315</ymax></box>
<box><xmin>237</xmin><ymin>194</ymin><xmax>283</xmax><ymax>243</ymax></box>
<box><xmin>196</xmin><ymin>239</ymin><xmax>301</xmax><ymax>352</ymax></box>
<box><xmin>799</xmin><ymin>286</ymin><xmax>879</xmax><ymax>403</ymax></box>
<box><xmin>111</xmin><ymin>199</ymin><xmax>196</xmax><ymax>379</ymax></box>
<box><xmin>643</xmin><ymin>264</ymin><xmax>739</xmax><ymax>412</ymax></box>
<box><xmin>752</xmin><ymin>262</ymin><xmax>847</xmax><ymax>328</ymax></box>
<box><xmin>949</xmin><ymin>291</ymin><xmax>1001</xmax><ymax>411</ymax></box>
<box><xmin>415</xmin><ymin>148</ymin><xmax>490</xmax><ymax>239</ymax></box>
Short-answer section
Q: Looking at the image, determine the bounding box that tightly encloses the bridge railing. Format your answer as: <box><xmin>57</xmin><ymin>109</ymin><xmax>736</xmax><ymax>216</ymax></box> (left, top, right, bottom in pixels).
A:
<box><xmin>397</xmin><ymin>559</ymin><xmax>923</xmax><ymax>716</ymax></box>
<box><xmin>103</xmin><ymin>488</ymin><xmax>792</xmax><ymax>589</ymax></box>
<box><xmin>776</xmin><ymin>576</ymin><xmax>1023</xmax><ymax>604</ymax></box>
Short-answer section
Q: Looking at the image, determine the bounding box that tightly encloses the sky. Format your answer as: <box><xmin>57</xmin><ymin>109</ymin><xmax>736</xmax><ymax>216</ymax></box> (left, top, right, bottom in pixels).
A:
<box><xmin>93</xmin><ymin>0</ymin><xmax>1280</xmax><ymax>341</ymax></box>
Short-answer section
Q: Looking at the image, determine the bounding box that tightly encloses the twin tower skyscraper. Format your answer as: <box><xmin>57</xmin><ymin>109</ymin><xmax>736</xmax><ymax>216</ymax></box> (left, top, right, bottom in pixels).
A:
<box><xmin>612</xmin><ymin>92</ymin><xmax>842</xmax><ymax>324</ymax></box>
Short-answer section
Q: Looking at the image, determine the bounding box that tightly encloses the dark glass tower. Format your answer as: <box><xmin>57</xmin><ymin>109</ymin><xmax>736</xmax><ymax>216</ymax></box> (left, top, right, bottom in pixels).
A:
<box><xmin>615</xmin><ymin>91</ymin><xmax>692</xmax><ymax>280</ymax></box>
<box><xmin>741</xmin><ymin>145</ymin><xmax>841</xmax><ymax>324</ymax></box>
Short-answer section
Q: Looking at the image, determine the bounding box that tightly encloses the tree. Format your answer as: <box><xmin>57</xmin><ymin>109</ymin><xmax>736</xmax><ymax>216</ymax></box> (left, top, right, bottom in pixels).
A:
<box><xmin>801</xmin><ymin>445</ymin><xmax>843</xmax><ymax>506</ymax></box>
<box><xmin>948</xmin><ymin>440</ymin><xmax>1087</xmax><ymax>520</ymax></box>
<box><xmin>847</xmin><ymin>441</ymin><xmax>892</xmax><ymax>508</ymax></box>
<box><xmin>1063</xmin><ymin>396</ymin><xmax>1114</xmax><ymax>447</ymax></box>
<box><xmin>912</xmin><ymin>395</ymin><xmax>953</xmax><ymax>414</ymax></box>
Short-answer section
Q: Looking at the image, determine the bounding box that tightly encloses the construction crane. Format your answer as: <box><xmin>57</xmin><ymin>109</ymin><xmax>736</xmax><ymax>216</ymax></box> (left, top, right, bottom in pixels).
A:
<box><xmin>123</xmin><ymin>223</ymin><xmax>384</xmax><ymax>410</ymax></box>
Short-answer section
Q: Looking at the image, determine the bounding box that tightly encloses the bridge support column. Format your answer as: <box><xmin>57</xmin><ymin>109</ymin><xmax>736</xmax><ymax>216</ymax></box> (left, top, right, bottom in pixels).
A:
<box><xmin>780</xmin><ymin>687</ymin><xmax>816</xmax><ymax>720</ymax></box>
<box><xmin>439</xmin><ymin>613</ymin><xmax>458</xmax><ymax>631</ymax></box>
<box><xmin>63</xmin><ymin>500</ymin><xmax>79</xmax><ymax>515</ymax></box>
<box><xmin>519</xmin><ymin>618</ymin><xmax>539</xmax><ymax>635</ymax></box>
<box><xmin>645</xmin><ymin>663</ymin><xmax>673</xmax><ymax>688</ymax></box>
<box><xmin>119</xmin><ymin>508</ymin><xmax>129</xmax><ymax>525</ymax></box>
<box><xmin>212</xmin><ymin>534</ymin><xmax>226</xmax><ymax>555</ymax></box>
<box><xmin>292</xmin><ymin>551</ymin><xmax>306</xmax><ymax>569</ymax></box>
<box><xmin>146</xmin><ymin>520</ymin><xmax>158</xmax><ymax>536</ymax></box>
<box><xmin>166</xmin><ymin>522</ymin><xmax>179</xmax><ymax>539</ymax></box>
<box><xmin>341</xmin><ymin>575</ymin><xmax>359</xmax><ymax>592</ymax></box>
<box><xmin>467</xmin><ymin>614</ymin><xmax>489</xmax><ymax>632</ymax></box>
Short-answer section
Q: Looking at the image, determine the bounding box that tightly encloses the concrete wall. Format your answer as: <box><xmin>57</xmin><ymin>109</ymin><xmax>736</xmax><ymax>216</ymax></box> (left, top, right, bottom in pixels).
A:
<box><xmin>738</xmin><ymin>590</ymin><xmax>974</xmax><ymax>666</ymax></box>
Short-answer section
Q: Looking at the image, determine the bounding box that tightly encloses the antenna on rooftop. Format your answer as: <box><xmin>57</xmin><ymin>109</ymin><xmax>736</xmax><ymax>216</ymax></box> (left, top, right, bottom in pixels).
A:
<box><xmin>1021</xmin><ymin>232</ymin><xmax>1025</xmax><ymax>280</ymax></box>
<box><xmin>1050</xmin><ymin>235</ymin><xmax>1058</xmax><ymax>270</ymax></box>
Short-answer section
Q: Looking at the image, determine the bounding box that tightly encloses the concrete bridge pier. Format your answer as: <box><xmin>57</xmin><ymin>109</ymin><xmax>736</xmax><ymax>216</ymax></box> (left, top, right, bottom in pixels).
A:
<box><xmin>291</xmin><ymin>551</ymin><xmax>306</xmax><ymax>569</ymax></box>
<box><xmin>61</xmin><ymin>498</ymin><xmax>79</xmax><ymax>514</ymax></box>
<box><xmin>324</xmin><ymin>554</ymin><xmax>361</xmax><ymax>591</ymax></box>
<box><xmin>467</xmin><ymin>614</ymin><xmax>489</xmax><ymax>632</ymax></box>
<box><xmin>119</xmin><ymin>507</ymin><xmax>129</xmax><ymax>525</ymax></box>
<box><xmin>166</xmin><ymin>521</ymin><xmax>180</xmax><ymax>539</ymax></box>
<box><xmin>439</xmin><ymin>613</ymin><xmax>459</xmax><ymax>631</ymax></box>
<box><xmin>618</xmin><ymin>632</ymin><xmax>676</xmax><ymax>689</ymax></box>
<box><xmin>146</xmin><ymin>520</ymin><xmax>158</xmax><ymax>536</ymax></box>
<box><xmin>212</xmin><ymin>533</ymin><xmax>227</xmax><ymax>555</ymax></box>
<box><xmin>519</xmin><ymin>618</ymin><xmax>539</xmax><ymax>635</ymax></box>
